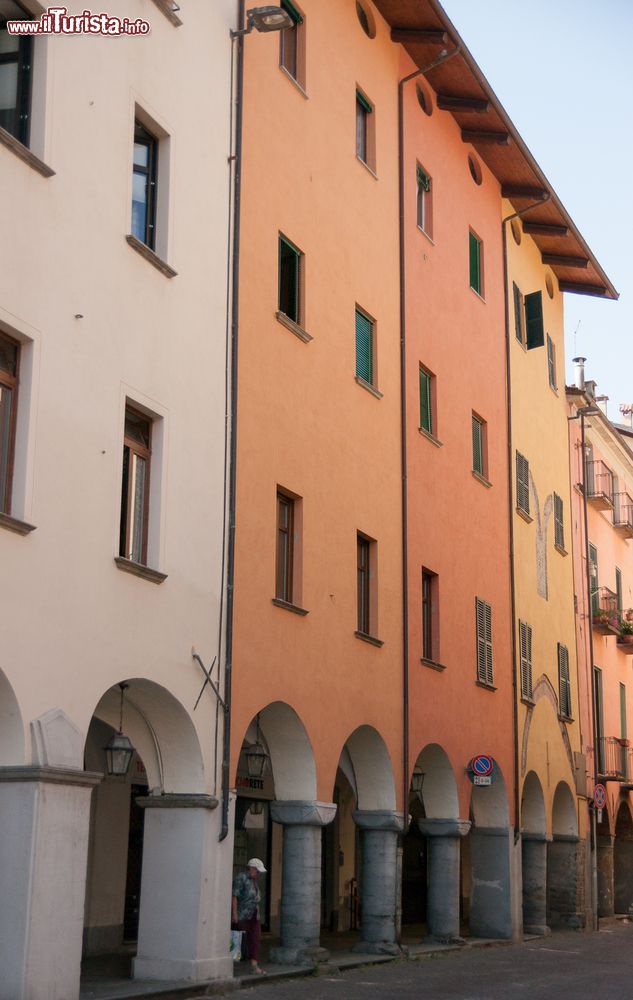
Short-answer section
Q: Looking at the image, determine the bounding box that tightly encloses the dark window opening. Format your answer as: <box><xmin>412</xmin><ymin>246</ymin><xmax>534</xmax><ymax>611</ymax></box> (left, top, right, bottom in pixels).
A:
<box><xmin>0</xmin><ymin>331</ymin><xmax>19</xmax><ymax>514</ymax></box>
<box><xmin>132</xmin><ymin>120</ymin><xmax>158</xmax><ymax>249</ymax></box>
<box><xmin>119</xmin><ymin>406</ymin><xmax>151</xmax><ymax>565</ymax></box>
<box><xmin>276</xmin><ymin>492</ymin><xmax>294</xmax><ymax>603</ymax></box>
<box><xmin>0</xmin><ymin>3</ymin><xmax>33</xmax><ymax>146</ymax></box>
<box><xmin>357</xmin><ymin>534</ymin><xmax>370</xmax><ymax>635</ymax></box>
<box><xmin>278</xmin><ymin>235</ymin><xmax>301</xmax><ymax>323</ymax></box>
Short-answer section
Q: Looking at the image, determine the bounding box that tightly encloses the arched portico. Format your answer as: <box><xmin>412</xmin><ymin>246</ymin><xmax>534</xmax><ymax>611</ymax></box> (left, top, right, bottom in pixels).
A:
<box><xmin>467</xmin><ymin>766</ymin><xmax>512</xmax><ymax>939</ymax></box>
<box><xmin>547</xmin><ymin>782</ymin><xmax>582</xmax><ymax>929</ymax></box>
<box><xmin>596</xmin><ymin>803</ymin><xmax>614</xmax><ymax>918</ymax></box>
<box><xmin>614</xmin><ymin>801</ymin><xmax>633</xmax><ymax>915</ymax></box>
<box><xmin>0</xmin><ymin>666</ymin><xmax>24</xmax><ymax>765</ymax></box>
<box><xmin>521</xmin><ymin>772</ymin><xmax>548</xmax><ymax>934</ymax></box>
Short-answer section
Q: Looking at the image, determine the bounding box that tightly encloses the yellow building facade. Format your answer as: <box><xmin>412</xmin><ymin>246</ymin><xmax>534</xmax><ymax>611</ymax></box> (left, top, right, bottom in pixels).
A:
<box><xmin>505</xmin><ymin>205</ymin><xmax>587</xmax><ymax>931</ymax></box>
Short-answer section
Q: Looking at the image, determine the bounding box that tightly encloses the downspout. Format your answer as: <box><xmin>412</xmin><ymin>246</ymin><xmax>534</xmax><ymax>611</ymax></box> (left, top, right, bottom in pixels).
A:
<box><xmin>397</xmin><ymin>43</ymin><xmax>460</xmax><ymax>846</ymax></box>
<box><xmin>501</xmin><ymin>193</ymin><xmax>550</xmax><ymax>844</ymax></box>
<box><xmin>220</xmin><ymin>0</ymin><xmax>245</xmax><ymax>841</ymax></box>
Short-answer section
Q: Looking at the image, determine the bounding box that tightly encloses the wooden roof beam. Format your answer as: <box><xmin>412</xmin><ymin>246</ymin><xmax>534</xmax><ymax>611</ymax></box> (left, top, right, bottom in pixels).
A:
<box><xmin>559</xmin><ymin>281</ymin><xmax>608</xmax><ymax>297</ymax></box>
<box><xmin>542</xmin><ymin>253</ymin><xmax>589</xmax><ymax>269</ymax></box>
<box><xmin>390</xmin><ymin>27</ymin><xmax>448</xmax><ymax>44</ymax></box>
<box><xmin>461</xmin><ymin>129</ymin><xmax>510</xmax><ymax>146</ymax></box>
<box><xmin>436</xmin><ymin>94</ymin><xmax>490</xmax><ymax>113</ymax></box>
<box><xmin>522</xmin><ymin>222</ymin><xmax>569</xmax><ymax>237</ymax></box>
<box><xmin>501</xmin><ymin>184</ymin><xmax>549</xmax><ymax>200</ymax></box>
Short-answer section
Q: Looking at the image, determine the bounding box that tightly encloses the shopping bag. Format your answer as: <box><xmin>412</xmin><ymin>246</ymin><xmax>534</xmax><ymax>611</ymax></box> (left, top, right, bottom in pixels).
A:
<box><xmin>230</xmin><ymin>929</ymin><xmax>243</xmax><ymax>962</ymax></box>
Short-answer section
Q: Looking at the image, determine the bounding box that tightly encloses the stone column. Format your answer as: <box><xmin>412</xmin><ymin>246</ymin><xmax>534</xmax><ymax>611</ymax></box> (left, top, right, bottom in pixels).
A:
<box><xmin>469</xmin><ymin>826</ymin><xmax>513</xmax><ymax>939</ymax></box>
<box><xmin>597</xmin><ymin>834</ymin><xmax>615</xmax><ymax>918</ymax></box>
<box><xmin>522</xmin><ymin>832</ymin><xmax>550</xmax><ymax>935</ymax></box>
<box><xmin>0</xmin><ymin>765</ymin><xmax>101</xmax><ymax>1000</ymax></box>
<box><xmin>614</xmin><ymin>833</ymin><xmax>633</xmax><ymax>915</ymax></box>
<box><xmin>352</xmin><ymin>810</ymin><xmax>405</xmax><ymax>955</ymax></box>
<box><xmin>418</xmin><ymin>818</ymin><xmax>471</xmax><ymax>942</ymax></box>
<box><xmin>269</xmin><ymin>800</ymin><xmax>336</xmax><ymax>966</ymax></box>
<box><xmin>133</xmin><ymin>793</ymin><xmax>233</xmax><ymax>982</ymax></box>
<box><xmin>547</xmin><ymin>834</ymin><xmax>585</xmax><ymax>929</ymax></box>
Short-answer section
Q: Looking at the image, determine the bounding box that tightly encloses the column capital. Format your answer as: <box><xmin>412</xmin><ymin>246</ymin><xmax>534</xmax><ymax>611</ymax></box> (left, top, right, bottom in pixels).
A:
<box><xmin>418</xmin><ymin>817</ymin><xmax>471</xmax><ymax>838</ymax></box>
<box><xmin>270</xmin><ymin>800</ymin><xmax>336</xmax><ymax>827</ymax></box>
<box><xmin>136</xmin><ymin>793</ymin><xmax>218</xmax><ymax>810</ymax></box>
<box><xmin>0</xmin><ymin>765</ymin><xmax>102</xmax><ymax>788</ymax></box>
<box><xmin>353</xmin><ymin>809</ymin><xmax>405</xmax><ymax>833</ymax></box>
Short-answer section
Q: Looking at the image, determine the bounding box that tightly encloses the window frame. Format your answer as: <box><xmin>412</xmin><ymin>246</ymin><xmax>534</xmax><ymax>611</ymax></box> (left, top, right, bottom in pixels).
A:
<box><xmin>132</xmin><ymin>119</ymin><xmax>158</xmax><ymax>250</ymax></box>
<box><xmin>278</xmin><ymin>234</ymin><xmax>302</xmax><ymax>325</ymax></box>
<box><xmin>119</xmin><ymin>404</ymin><xmax>152</xmax><ymax>566</ymax></box>
<box><xmin>419</xmin><ymin>365</ymin><xmax>433</xmax><ymax>434</ymax></box>
<box><xmin>279</xmin><ymin>0</ymin><xmax>305</xmax><ymax>87</ymax></box>
<box><xmin>422</xmin><ymin>569</ymin><xmax>438</xmax><ymax>662</ymax></box>
<box><xmin>355</xmin><ymin>88</ymin><xmax>374</xmax><ymax>170</ymax></box>
<box><xmin>558</xmin><ymin>643</ymin><xmax>572</xmax><ymax>719</ymax></box>
<box><xmin>475</xmin><ymin>597</ymin><xmax>493</xmax><ymax>686</ymax></box>
<box><xmin>513</xmin><ymin>282</ymin><xmax>524</xmax><ymax>345</ymax></box>
<box><xmin>519</xmin><ymin>620</ymin><xmax>533</xmax><ymax>700</ymax></box>
<box><xmin>0</xmin><ymin>331</ymin><xmax>20</xmax><ymax>515</ymax></box>
<box><xmin>0</xmin><ymin>3</ymin><xmax>33</xmax><ymax>147</ymax></box>
<box><xmin>472</xmin><ymin>412</ymin><xmax>486</xmax><ymax>478</ymax></box>
<box><xmin>355</xmin><ymin>306</ymin><xmax>375</xmax><ymax>387</ymax></box>
<box><xmin>589</xmin><ymin>542</ymin><xmax>599</xmax><ymax>613</ymax></box>
<box><xmin>547</xmin><ymin>333</ymin><xmax>557</xmax><ymax>389</ymax></box>
<box><xmin>416</xmin><ymin>163</ymin><xmax>432</xmax><ymax>238</ymax></box>
<box><xmin>469</xmin><ymin>229</ymin><xmax>483</xmax><ymax>296</ymax></box>
<box><xmin>516</xmin><ymin>451</ymin><xmax>530</xmax><ymax>516</ymax></box>
<box><xmin>276</xmin><ymin>491</ymin><xmax>295</xmax><ymax>604</ymax></box>
<box><xmin>357</xmin><ymin>533</ymin><xmax>371</xmax><ymax>636</ymax></box>
<box><xmin>554</xmin><ymin>492</ymin><xmax>564</xmax><ymax>550</ymax></box>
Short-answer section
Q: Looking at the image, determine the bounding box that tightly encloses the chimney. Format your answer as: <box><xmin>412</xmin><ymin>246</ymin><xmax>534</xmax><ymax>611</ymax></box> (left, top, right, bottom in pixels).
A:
<box><xmin>585</xmin><ymin>380</ymin><xmax>597</xmax><ymax>399</ymax></box>
<box><xmin>596</xmin><ymin>395</ymin><xmax>609</xmax><ymax>417</ymax></box>
<box><xmin>620</xmin><ymin>404</ymin><xmax>633</xmax><ymax>429</ymax></box>
<box><xmin>573</xmin><ymin>356</ymin><xmax>586</xmax><ymax>391</ymax></box>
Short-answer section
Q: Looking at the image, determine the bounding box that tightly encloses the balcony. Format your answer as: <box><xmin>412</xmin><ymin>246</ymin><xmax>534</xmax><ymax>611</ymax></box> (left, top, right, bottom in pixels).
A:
<box><xmin>613</xmin><ymin>493</ymin><xmax>633</xmax><ymax>539</ymax></box>
<box><xmin>586</xmin><ymin>460</ymin><xmax>614</xmax><ymax>510</ymax></box>
<box><xmin>592</xmin><ymin>587</ymin><xmax>621</xmax><ymax>635</ymax></box>
<box><xmin>597</xmin><ymin>737</ymin><xmax>633</xmax><ymax>783</ymax></box>
<box><xmin>618</xmin><ymin>610</ymin><xmax>633</xmax><ymax>654</ymax></box>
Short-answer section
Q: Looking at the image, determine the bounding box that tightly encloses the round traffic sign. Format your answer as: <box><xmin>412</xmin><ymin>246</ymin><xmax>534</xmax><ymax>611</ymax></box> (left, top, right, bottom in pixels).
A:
<box><xmin>471</xmin><ymin>754</ymin><xmax>493</xmax><ymax>777</ymax></box>
<box><xmin>594</xmin><ymin>783</ymin><xmax>607</xmax><ymax>809</ymax></box>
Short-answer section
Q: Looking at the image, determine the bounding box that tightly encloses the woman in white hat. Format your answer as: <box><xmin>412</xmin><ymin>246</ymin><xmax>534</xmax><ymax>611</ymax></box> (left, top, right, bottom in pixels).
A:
<box><xmin>231</xmin><ymin>858</ymin><xmax>267</xmax><ymax>974</ymax></box>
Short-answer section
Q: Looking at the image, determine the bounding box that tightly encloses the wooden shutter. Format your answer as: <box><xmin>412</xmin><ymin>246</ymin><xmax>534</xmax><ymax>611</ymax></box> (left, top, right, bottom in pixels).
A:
<box><xmin>469</xmin><ymin>232</ymin><xmax>481</xmax><ymax>294</ymax></box>
<box><xmin>554</xmin><ymin>493</ymin><xmax>564</xmax><ymax>549</ymax></box>
<box><xmin>419</xmin><ymin>367</ymin><xmax>432</xmax><ymax>432</ymax></box>
<box><xmin>356</xmin><ymin>90</ymin><xmax>372</xmax><ymax>114</ymax></box>
<box><xmin>476</xmin><ymin>598</ymin><xmax>493</xmax><ymax>685</ymax></box>
<box><xmin>472</xmin><ymin>416</ymin><xmax>483</xmax><ymax>475</ymax></box>
<box><xmin>525</xmin><ymin>291</ymin><xmax>545</xmax><ymax>350</ymax></box>
<box><xmin>282</xmin><ymin>0</ymin><xmax>304</xmax><ymax>23</ymax></box>
<box><xmin>516</xmin><ymin>451</ymin><xmax>530</xmax><ymax>515</ymax></box>
<box><xmin>355</xmin><ymin>309</ymin><xmax>373</xmax><ymax>384</ymax></box>
<box><xmin>547</xmin><ymin>334</ymin><xmax>557</xmax><ymax>388</ymax></box>
<box><xmin>513</xmin><ymin>282</ymin><xmax>523</xmax><ymax>344</ymax></box>
<box><xmin>519</xmin><ymin>620</ymin><xmax>533</xmax><ymax>700</ymax></box>
<box><xmin>558</xmin><ymin>643</ymin><xmax>571</xmax><ymax>718</ymax></box>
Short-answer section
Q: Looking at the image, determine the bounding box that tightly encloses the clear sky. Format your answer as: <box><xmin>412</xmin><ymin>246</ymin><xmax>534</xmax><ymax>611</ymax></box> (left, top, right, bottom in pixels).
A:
<box><xmin>441</xmin><ymin>0</ymin><xmax>632</xmax><ymax>418</ymax></box>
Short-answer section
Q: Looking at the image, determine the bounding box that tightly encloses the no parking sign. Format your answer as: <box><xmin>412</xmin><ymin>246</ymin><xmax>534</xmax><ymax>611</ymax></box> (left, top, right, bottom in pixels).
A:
<box><xmin>594</xmin><ymin>783</ymin><xmax>607</xmax><ymax>822</ymax></box>
<box><xmin>467</xmin><ymin>754</ymin><xmax>497</xmax><ymax>786</ymax></box>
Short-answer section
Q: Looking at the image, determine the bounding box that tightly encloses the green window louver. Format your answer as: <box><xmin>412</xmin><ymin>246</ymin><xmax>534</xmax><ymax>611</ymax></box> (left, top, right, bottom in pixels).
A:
<box><xmin>355</xmin><ymin>308</ymin><xmax>373</xmax><ymax>384</ymax></box>
<box><xmin>519</xmin><ymin>620</ymin><xmax>533</xmax><ymax>700</ymax></box>
<box><xmin>558</xmin><ymin>643</ymin><xmax>571</xmax><ymax>719</ymax></box>
<box><xmin>417</xmin><ymin>165</ymin><xmax>431</xmax><ymax>192</ymax></box>
<box><xmin>281</xmin><ymin>0</ymin><xmax>303</xmax><ymax>23</ymax></box>
<box><xmin>525</xmin><ymin>290</ymin><xmax>545</xmax><ymax>350</ymax></box>
<box><xmin>547</xmin><ymin>333</ymin><xmax>557</xmax><ymax>387</ymax></box>
<box><xmin>419</xmin><ymin>367</ymin><xmax>432</xmax><ymax>433</ymax></box>
<box><xmin>554</xmin><ymin>492</ymin><xmax>564</xmax><ymax>550</ymax></box>
<box><xmin>472</xmin><ymin>415</ymin><xmax>484</xmax><ymax>476</ymax></box>
<box><xmin>356</xmin><ymin>90</ymin><xmax>372</xmax><ymax>114</ymax></box>
<box><xmin>469</xmin><ymin>231</ymin><xmax>481</xmax><ymax>294</ymax></box>
<box><xmin>516</xmin><ymin>451</ymin><xmax>530</xmax><ymax>515</ymax></box>
<box><xmin>476</xmin><ymin>597</ymin><xmax>493</xmax><ymax>685</ymax></box>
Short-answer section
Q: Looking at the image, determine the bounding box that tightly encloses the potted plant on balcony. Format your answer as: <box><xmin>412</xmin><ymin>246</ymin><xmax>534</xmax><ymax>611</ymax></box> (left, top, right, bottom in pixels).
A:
<box><xmin>619</xmin><ymin>617</ymin><xmax>633</xmax><ymax>645</ymax></box>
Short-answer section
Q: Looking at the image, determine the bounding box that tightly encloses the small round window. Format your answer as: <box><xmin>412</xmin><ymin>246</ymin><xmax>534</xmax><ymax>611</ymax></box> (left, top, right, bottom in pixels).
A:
<box><xmin>356</xmin><ymin>1</ymin><xmax>376</xmax><ymax>38</ymax></box>
<box><xmin>416</xmin><ymin>82</ymin><xmax>433</xmax><ymax>117</ymax></box>
<box><xmin>468</xmin><ymin>153</ymin><xmax>482</xmax><ymax>186</ymax></box>
<box><xmin>511</xmin><ymin>218</ymin><xmax>522</xmax><ymax>245</ymax></box>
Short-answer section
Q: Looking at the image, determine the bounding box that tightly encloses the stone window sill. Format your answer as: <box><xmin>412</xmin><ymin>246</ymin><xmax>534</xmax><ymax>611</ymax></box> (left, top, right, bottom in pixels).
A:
<box><xmin>0</xmin><ymin>126</ymin><xmax>54</xmax><ymax>177</ymax></box>
<box><xmin>470</xmin><ymin>286</ymin><xmax>486</xmax><ymax>304</ymax></box>
<box><xmin>476</xmin><ymin>679</ymin><xmax>497</xmax><ymax>692</ymax></box>
<box><xmin>0</xmin><ymin>510</ymin><xmax>36</xmax><ymax>535</ymax></box>
<box><xmin>419</xmin><ymin>426</ymin><xmax>443</xmax><ymax>448</ymax></box>
<box><xmin>279</xmin><ymin>65</ymin><xmax>308</xmax><ymax>99</ymax></box>
<box><xmin>421</xmin><ymin>657</ymin><xmax>446</xmax><ymax>672</ymax></box>
<box><xmin>417</xmin><ymin>226</ymin><xmax>435</xmax><ymax>246</ymax></box>
<box><xmin>355</xmin><ymin>376</ymin><xmax>383</xmax><ymax>399</ymax></box>
<box><xmin>149</xmin><ymin>0</ymin><xmax>182</xmax><ymax>26</ymax></box>
<box><xmin>521</xmin><ymin>696</ymin><xmax>536</xmax><ymax>707</ymax></box>
<box><xmin>355</xmin><ymin>630</ymin><xmax>384</xmax><ymax>647</ymax></box>
<box><xmin>114</xmin><ymin>557</ymin><xmax>167</xmax><ymax>585</ymax></box>
<box><xmin>555</xmin><ymin>543</ymin><xmax>568</xmax><ymax>557</ymax></box>
<box><xmin>125</xmin><ymin>235</ymin><xmax>177</xmax><ymax>278</ymax></box>
<box><xmin>356</xmin><ymin>155</ymin><xmax>378</xmax><ymax>180</ymax></box>
<box><xmin>558</xmin><ymin>713</ymin><xmax>574</xmax><ymax>724</ymax></box>
<box><xmin>275</xmin><ymin>311</ymin><xmax>312</xmax><ymax>343</ymax></box>
<box><xmin>472</xmin><ymin>470</ymin><xmax>492</xmax><ymax>489</ymax></box>
<box><xmin>516</xmin><ymin>506</ymin><xmax>533</xmax><ymax>524</ymax></box>
<box><xmin>271</xmin><ymin>597</ymin><xmax>309</xmax><ymax>616</ymax></box>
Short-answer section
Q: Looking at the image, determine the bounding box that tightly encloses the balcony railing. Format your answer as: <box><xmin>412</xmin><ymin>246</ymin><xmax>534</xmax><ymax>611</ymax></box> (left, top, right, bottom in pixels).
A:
<box><xmin>586</xmin><ymin>460</ymin><xmax>614</xmax><ymax>509</ymax></box>
<box><xmin>592</xmin><ymin>587</ymin><xmax>621</xmax><ymax>635</ymax></box>
<box><xmin>597</xmin><ymin>736</ymin><xmax>633</xmax><ymax>782</ymax></box>
<box><xmin>613</xmin><ymin>493</ymin><xmax>633</xmax><ymax>538</ymax></box>
<box><xmin>618</xmin><ymin>610</ymin><xmax>633</xmax><ymax>653</ymax></box>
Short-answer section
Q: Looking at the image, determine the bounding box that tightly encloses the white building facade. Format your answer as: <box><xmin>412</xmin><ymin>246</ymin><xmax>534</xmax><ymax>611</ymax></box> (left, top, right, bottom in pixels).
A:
<box><xmin>0</xmin><ymin>1</ymin><xmax>236</xmax><ymax>997</ymax></box>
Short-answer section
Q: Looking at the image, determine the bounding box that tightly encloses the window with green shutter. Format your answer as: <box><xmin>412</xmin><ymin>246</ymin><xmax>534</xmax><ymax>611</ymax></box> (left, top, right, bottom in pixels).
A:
<box><xmin>620</xmin><ymin>682</ymin><xmax>628</xmax><ymax>777</ymax></box>
<box><xmin>475</xmin><ymin>597</ymin><xmax>493</xmax><ymax>685</ymax></box>
<box><xmin>594</xmin><ymin>667</ymin><xmax>604</xmax><ymax>773</ymax></box>
<box><xmin>419</xmin><ymin>366</ymin><xmax>432</xmax><ymax>433</ymax></box>
<box><xmin>558</xmin><ymin>643</ymin><xmax>571</xmax><ymax>718</ymax></box>
<box><xmin>513</xmin><ymin>282</ymin><xmax>523</xmax><ymax>344</ymax></box>
<box><xmin>547</xmin><ymin>334</ymin><xmax>557</xmax><ymax>388</ymax></box>
<box><xmin>472</xmin><ymin>414</ymin><xmax>485</xmax><ymax>477</ymax></box>
<box><xmin>554</xmin><ymin>493</ymin><xmax>564</xmax><ymax>550</ymax></box>
<box><xmin>417</xmin><ymin>164</ymin><xmax>432</xmax><ymax>236</ymax></box>
<box><xmin>589</xmin><ymin>543</ymin><xmax>599</xmax><ymax>613</ymax></box>
<box><xmin>280</xmin><ymin>0</ymin><xmax>305</xmax><ymax>85</ymax></box>
<box><xmin>519</xmin><ymin>620</ymin><xmax>533</xmax><ymax>700</ymax></box>
<box><xmin>355</xmin><ymin>308</ymin><xmax>374</xmax><ymax>385</ymax></box>
<box><xmin>516</xmin><ymin>451</ymin><xmax>530</xmax><ymax>515</ymax></box>
<box><xmin>278</xmin><ymin>235</ymin><xmax>301</xmax><ymax>323</ymax></box>
<box><xmin>616</xmin><ymin>567</ymin><xmax>623</xmax><ymax>612</ymax></box>
<box><xmin>469</xmin><ymin>230</ymin><xmax>482</xmax><ymax>295</ymax></box>
<box><xmin>525</xmin><ymin>290</ymin><xmax>545</xmax><ymax>350</ymax></box>
<box><xmin>356</xmin><ymin>90</ymin><xmax>373</xmax><ymax>166</ymax></box>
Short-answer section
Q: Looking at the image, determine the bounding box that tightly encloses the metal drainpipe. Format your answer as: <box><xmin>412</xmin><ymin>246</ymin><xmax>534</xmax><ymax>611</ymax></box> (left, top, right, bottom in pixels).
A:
<box><xmin>501</xmin><ymin>194</ymin><xmax>550</xmax><ymax>843</ymax></box>
<box><xmin>219</xmin><ymin>0</ymin><xmax>245</xmax><ymax>842</ymax></box>
<box><xmin>397</xmin><ymin>43</ymin><xmax>460</xmax><ymax>860</ymax></box>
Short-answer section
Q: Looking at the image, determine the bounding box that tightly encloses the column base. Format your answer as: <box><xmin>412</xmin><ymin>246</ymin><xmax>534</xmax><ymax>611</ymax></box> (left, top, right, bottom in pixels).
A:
<box><xmin>425</xmin><ymin>934</ymin><xmax>466</xmax><ymax>946</ymax></box>
<box><xmin>524</xmin><ymin>924</ymin><xmax>550</xmax><ymax>936</ymax></box>
<box><xmin>351</xmin><ymin>940</ymin><xmax>403</xmax><ymax>956</ymax></box>
<box><xmin>269</xmin><ymin>945</ymin><xmax>330</xmax><ymax>966</ymax></box>
<box><xmin>133</xmin><ymin>954</ymin><xmax>233</xmax><ymax>981</ymax></box>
